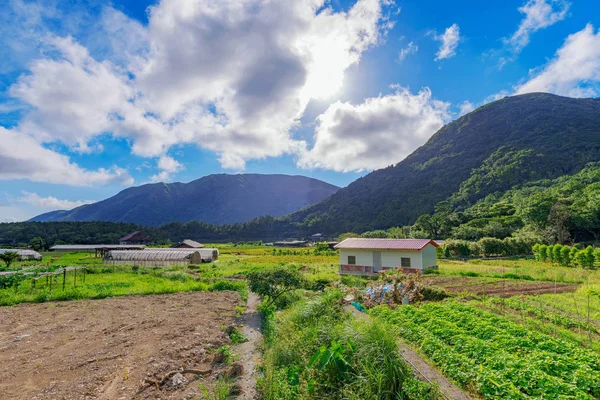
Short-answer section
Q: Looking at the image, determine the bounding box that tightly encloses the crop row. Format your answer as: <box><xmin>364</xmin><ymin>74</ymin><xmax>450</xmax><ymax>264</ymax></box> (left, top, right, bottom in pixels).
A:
<box><xmin>372</xmin><ymin>301</ymin><xmax>600</xmax><ymax>399</ymax></box>
<box><xmin>486</xmin><ymin>296</ymin><xmax>599</xmax><ymax>334</ymax></box>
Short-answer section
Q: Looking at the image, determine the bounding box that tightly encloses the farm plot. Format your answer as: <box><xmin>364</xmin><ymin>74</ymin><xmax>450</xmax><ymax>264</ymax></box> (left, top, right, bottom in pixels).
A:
<box><xmin>426</xmin><ymin>275</ymin><xmax>578</xmax><ymax>297</ymax></box>
<box><xmin>0</xmin><ymin>291</ymin><xmax>242</xmax><ymax>400</ymax></box>
<box><xmin>372</xmin><ymin>301</ymin><xmax>600</xmax><ymax>399</ymax></box>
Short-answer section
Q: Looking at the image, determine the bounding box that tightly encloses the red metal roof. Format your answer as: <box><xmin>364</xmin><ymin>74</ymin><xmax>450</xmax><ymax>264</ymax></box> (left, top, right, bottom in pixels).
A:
<box><xmin>334</xmin><ymin>238</ymin><xmax>438</xmax><ymax>251</ymax></box>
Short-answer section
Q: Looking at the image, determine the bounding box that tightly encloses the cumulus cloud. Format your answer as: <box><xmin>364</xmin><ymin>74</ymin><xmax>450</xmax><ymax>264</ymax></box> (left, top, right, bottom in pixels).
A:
<box><xmin>515</xmin><ymin>24</ymin><xmax>600</xmax><ymax>97</ymax></box>
<box><xmin>19</xmin><ymin>192</ymin><xmax>93</xmax><ymax>210</ymax></box>
<box><xmin>6</xmin><ymin>0</ymin><xmax>392</xmax><ymax>173</ymax></box>
<box><xmin>432</xmin><ymin>24</ymin><xmax>460</xmax><ymax>61</ymax></box>
<box><xmin>398</xmin><ymin>41</ymin><xmax>418</xmax><ymax>61</ymax></box>
<box><xmin>298</xmin><ymin>87</ymin><xmax>450</xmax><ymax>172</ymax></box>
<box><xmin>0</xmin><ymin>126</ymin><xmax>134</xmax><ymax>186</ymax></box>
<box><xmin>150</xmin><ymin>155</ymin><xmax>184</xmax><ymax>182</ymax></box>
<box><xmin>506</xmin><ymin>0</ymin><xmax>570</xmax><ymax>54</ymax></box>
<box><xmin>458</xmin><ymin>101</ymin><xmax>475</xmax><ymax>116</ymax></box>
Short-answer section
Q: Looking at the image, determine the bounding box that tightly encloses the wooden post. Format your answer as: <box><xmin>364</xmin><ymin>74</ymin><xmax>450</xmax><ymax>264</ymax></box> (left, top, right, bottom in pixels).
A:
<box><xmin>588</xmin><ymin>294</ymin><xmax>592</xmax><ymax>344</ymax></box>
<box><xmin>49</xmin><ymin>274</ymin><xmax>52</xmax><ymax>292</ymax></box>
<box><xmin>63</xmin><ymin>269</ymin><xmax>66</xmax><ymax>291</ymax></box>
<box><xmin>74</xmin><ymin>268</ymin><xmax>77</xmax><ymax>287</ymax></box>
<box><xmin>83</xmin><ymin>267</ymin><xmax>86</xmax><ymax>284</ymax></box>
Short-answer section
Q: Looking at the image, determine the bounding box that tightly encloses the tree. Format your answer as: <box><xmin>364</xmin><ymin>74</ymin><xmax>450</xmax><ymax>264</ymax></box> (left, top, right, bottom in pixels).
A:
<box><xmin>0</xmin><ymin>251</ymin><xmax>20</xmax><ymax>269</ymax></box>
<box><xmin>29</xmin><ymin>236</ymin><xmax>45</xmax><ymax>251</ymax></box>
<box><xmin>247</xmin><ymin>268</ymin><xmax>306</xmax><ymax>307</ymax></box>
<box><xmin>559</xmin><ymin>245</ymin><xmax>572</xmax><ymax>267</ymax></box>
<box><xmin>546</xmin><ymin>202</ymin><xmax>571</xmax><ymax>244</ymax></box>
<box><xmin>538</xmin><ymin>244</ymin><xmax>548</xmax><ymax>262</ymax></box>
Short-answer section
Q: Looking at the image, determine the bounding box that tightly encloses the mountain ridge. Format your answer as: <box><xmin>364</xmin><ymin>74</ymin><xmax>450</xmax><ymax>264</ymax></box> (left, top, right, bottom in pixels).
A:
<box><xmin>30</xmin><ymin>174</ymin><xmax>340</xmax><ymax>226</ymax></box>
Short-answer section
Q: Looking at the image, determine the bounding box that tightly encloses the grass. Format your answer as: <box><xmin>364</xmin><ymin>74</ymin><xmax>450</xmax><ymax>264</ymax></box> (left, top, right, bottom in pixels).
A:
<box><xmin>438</xmin><ymin>259</ymin><xmax>600</xmax><ymax>284</ymax></box>
<box><xmin>261</xmin><ymin>289</ymin><xmax>440</xmax><ymax>400</ymax></box>
<box><xmin>0</xmin><ymin>266</ymin><xmax>247</xmax><ymax>306</ymax></box>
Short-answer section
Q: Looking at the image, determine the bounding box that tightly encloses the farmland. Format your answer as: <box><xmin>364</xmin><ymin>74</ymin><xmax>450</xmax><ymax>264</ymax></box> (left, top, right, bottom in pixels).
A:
<box><xmin>0</xmin><ymin>291</ymin><xmax>242</xmax><ymax>400</ymax></box>
<box><xmin>1</xmin><ymin>246</ymin><xmax>599</xmax><ymax>399</ymax></box>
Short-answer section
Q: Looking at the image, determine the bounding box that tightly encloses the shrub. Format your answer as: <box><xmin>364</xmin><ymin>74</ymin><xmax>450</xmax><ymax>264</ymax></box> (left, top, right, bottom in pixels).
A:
<box><xmin>247</xmin><ymin>268</ymin><xmax>306</xmax><ymax>307</ymax></box>
<box><xmin>421</xmin><ymin>286</ymin><xmax>449</xmax><ymax>301</ymax></box>
<box><xmin>445</xmin><ymin>240</ymin><xmax>471</xmax><ymax>258</ymax></box>
<box><xmin>478</xmin><ymin>237</ymin><xmax>505</xmax><ymax>257</ymax></box>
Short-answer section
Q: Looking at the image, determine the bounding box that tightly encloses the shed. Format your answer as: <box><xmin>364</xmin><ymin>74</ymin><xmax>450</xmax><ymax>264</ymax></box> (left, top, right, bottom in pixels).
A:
<box><xmin>273</xmin><ymin>241</ymin><xmax>307</xmax><ymax>248</ymax></box>
<box><xmin>119</xmin><ymin>231</ymin><xmax>151</xmax><ymax>245</ymax></box>
<box><xmin>0</xmin><ymin>249</ymin><xmax>43</xmax><ymax>261</ymax></box>
<box><xmin>334</xmin><ymin>238</ymin><xmax>438</xmax><ymax>276</ymax></box>
<box><xmin>104</xmin><ymin>250</ymin><xmax>202</xmax><ymax>267</ymax></box>
<box><xmin>171</xmin><ymin>239</ymin><xmax>204</xmax><ymax>249</ymax></box>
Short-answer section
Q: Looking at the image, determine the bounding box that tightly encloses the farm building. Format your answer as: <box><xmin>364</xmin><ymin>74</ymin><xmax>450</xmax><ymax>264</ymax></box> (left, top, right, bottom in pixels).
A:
<box><xmin>335</xmin><ymin>238</ymin><xmax>438</xmax><ymax>276</ymax></box>
<box><xmin>273</xmin><ymin>240</ymin><xmax>307</xmax><ymax>247</ymax></box>
<box><xmin>0</xmin><ymin>249</ymin><xmax>42</xmax><ymax>261</ymax></box>
<box><xmin>171</xmin><ymin>239</ymin><xmax>204</xmax><ymax>249</ymax></box>
<box><xmin>104</xmin><ymin>248</ymin><xmax>219</xmax><ymax>267</ymax></box>
<box><xmin>119</xmin><ymin>231</ymin><xmax>151</xmax><ymax>245</ymax></box>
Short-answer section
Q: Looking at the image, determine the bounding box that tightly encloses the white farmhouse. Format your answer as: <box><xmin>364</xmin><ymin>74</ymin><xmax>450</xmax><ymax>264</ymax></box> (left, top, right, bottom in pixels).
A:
<box><xmin>335</xmin><ymin>238</ymin><xmax>438</xmax><ymax>276</ymax></box>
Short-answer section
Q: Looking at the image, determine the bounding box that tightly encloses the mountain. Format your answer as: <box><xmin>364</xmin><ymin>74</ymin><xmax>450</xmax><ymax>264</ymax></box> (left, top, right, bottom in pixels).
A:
<box><xmin>285</xmin><ymin>93</ymin><xmax>600</xmax><ymax>234</ymax></box>
<box><xmin>30</xmin><ymin>174</ymin><xmax>339</xmax><ymax>226</ymax></box>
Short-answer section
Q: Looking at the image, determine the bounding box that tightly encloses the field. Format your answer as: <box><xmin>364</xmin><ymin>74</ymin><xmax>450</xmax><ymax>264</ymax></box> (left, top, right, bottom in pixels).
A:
<box><xmin>1</xmin><ymin>246</ymin><xmax>600</xmax><ymax>399</ymax></box>
<box><xmin>0</xmin><ymin>291</ymin><xmax>242</xmax><ymax>400</ymax></box>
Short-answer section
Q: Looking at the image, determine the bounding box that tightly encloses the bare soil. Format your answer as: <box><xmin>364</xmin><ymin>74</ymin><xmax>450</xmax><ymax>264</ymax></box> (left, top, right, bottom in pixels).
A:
<box><xmin>426</xmin><ymin>276</ymin><xmax>578</xmax><ymax>297</ymax></box>
<box><xmin>231</xmin><ymin>293</ymin><xmax>262</xmax><ymax>399</ymax></box>
<box><xmin>0</xmin><ymin>291</ymin><xmax>242</xmax><ymax>400</ymax></box>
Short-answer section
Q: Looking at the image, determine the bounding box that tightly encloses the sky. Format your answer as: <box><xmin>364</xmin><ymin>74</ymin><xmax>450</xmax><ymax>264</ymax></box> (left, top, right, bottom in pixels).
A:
<box><xmin>1</xmin><ymin>0</ymin><xmax>599</xmax><ymax>222</ymax></box>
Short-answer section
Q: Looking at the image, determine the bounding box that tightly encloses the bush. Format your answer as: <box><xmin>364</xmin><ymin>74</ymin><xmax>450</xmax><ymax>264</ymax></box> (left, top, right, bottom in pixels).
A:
<box><xmin>445</xmin><ymin>240</ymin><xmax>471</xmax><ymax>258</ymax></box>
<box><xmin>247</xmin><ymin>268</ymin><xmax>306</xmax><ymax>307</ymax></box>
<box><xmin>421</xmin><ymin>286</ymin><xmax>449</xmax><ymax>301</ymax></box>
<box><xmin>478</xmin><ymin>237</ymin><xmax>505</xmax><ymax>257</ymax></box>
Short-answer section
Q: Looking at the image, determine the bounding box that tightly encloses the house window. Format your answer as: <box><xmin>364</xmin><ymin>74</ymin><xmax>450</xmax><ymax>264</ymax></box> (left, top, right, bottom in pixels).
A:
<box><xmin>348</xmin><ymin>255</ymin><xmax>356</xmax><ymax>265</ymax></box>
<box><xmin>401</xmin><ymin>257</ymin><xmax>411</xmax><ymax>268</ymax></box>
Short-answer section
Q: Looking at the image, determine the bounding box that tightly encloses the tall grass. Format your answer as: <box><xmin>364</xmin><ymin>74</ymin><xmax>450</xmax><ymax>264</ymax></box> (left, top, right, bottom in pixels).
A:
<box><xmin>261</xmin><ymin>289</ymin><xmax>439</xmax><ymax>399</ymax></box>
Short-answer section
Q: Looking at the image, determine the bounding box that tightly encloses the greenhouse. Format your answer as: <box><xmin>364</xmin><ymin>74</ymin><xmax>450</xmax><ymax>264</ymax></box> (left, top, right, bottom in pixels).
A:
<box><xmin>0</xmin><ymin>249</ymin><xmax>43</xmax><ymax>261</ymax></box>
<box><xmin>103</xmin><ymin>248</ymin><xmax>220</xmax><ymax>267</ymax></box>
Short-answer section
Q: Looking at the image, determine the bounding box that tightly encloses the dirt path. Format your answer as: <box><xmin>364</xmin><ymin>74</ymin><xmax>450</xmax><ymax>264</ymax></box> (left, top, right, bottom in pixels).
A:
<box><xmin>347</xmin><ymin>305</ymin><xmax>473</xmax><ymax>400</ymax></box>
<box><xmin>232</xmin><ymin>292</ymin><xmax>262</xmax><ymax>399</ymax></box>
<box><xmin>0</xmin><ymin>291</ymin><xmax>242</xmax><ymax>400</ymax></box>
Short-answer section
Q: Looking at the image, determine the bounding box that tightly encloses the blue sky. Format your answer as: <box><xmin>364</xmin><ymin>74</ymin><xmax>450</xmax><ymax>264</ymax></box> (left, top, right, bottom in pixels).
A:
<box><xmin>1</xmin><ymin>0</ymin><xmax>599</xmax><ymax>221</ymax></box>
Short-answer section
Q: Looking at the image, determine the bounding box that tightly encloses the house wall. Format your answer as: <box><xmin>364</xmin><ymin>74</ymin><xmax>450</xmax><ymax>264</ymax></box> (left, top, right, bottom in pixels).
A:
<box><xmin>421</xmin><ymin>244</ymin><xmax>438</xmax><ymax>269</ymax></box>
<box><xmin>339</xmin><ymin>249</ymin><xmax>429</xmax><ymax>271</ymax></box>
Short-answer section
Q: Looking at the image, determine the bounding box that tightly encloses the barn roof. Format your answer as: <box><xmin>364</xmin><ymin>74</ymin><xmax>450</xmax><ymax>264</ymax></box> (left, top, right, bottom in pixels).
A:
<box><xmin>174</xmin><ymin>239</ymin><xmax>204</xmax><ymax>248</ymax></box>
<box><xmin>334</xmin><ymin>238</ymin><xmax>438</xmax><ymax>251</ymax></box>
<box><xmin>119</xmin><ymin>231</ymin><xmax>149</xmax><ymax>242</ymax></box>
<box><xmin>0</xmin><ymin>249</ymin><xmax>43</xmax><ymax>259</ymax></box>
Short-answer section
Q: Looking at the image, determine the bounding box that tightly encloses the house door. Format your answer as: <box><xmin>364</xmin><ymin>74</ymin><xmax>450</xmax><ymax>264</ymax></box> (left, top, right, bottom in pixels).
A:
<box><xmin>372</xmin><ymin>251</ymin><xmax>382</xmax><ymax>271</ymax></box>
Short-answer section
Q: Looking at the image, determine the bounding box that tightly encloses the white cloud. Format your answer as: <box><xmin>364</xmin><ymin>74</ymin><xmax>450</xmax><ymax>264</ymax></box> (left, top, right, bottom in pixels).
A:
<box><xmin>515</xmin><ymin>24</ymin><xmax>600</xmax><ymax>97</ymax></box>
<box><xmin>6</xmin><ymin>0</ymin><xmax>392</xmax><ymax>174</ymax></box>
<box><xmin>506</xmin><ymin>0</ymin><xmax>570</xmax><ymax>54</ymax></box>
<box><xmin>298</xmin><ymin>87</ymin><xmax>450</xmax><ymax>172</ymax></box>
<box><xmin>458</xmin><ymin>100</ymin><xmax>475</xmax><ymax>116</ymax></box>
<box><xmin>0</xmin><ymin>126</ymin><xmax>134</xmax><ymax>186</ymax></box>
<box><xmin>150</xmin><ymin>155</ymin><xmax>184</xmax><ymax>182</ymax></box>
<box><xmin>432</xmin><ymin>23</ymin><xmax>460</xmax><ymax>61</ymax></box>
<box><xmin>398</xmin><ymin>41</ymin><xmax>418</xmax><ymax>61</ymax></box>
<box><xmin>19</xmin><ymin>192</ymin><xmax>93</xmax><ymax>210</ymax></box>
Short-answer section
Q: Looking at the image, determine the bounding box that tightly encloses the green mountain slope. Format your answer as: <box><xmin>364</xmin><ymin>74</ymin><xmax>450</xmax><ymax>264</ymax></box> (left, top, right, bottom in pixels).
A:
<box><xmin>288</xmin><ymin>93</ymin><xmax>600</xmax><ymax>234</ymax></box>
<box><xmin>30</xmin><ymin>174</ymin><xmax>339</xmax><ymax>226</ymax></box>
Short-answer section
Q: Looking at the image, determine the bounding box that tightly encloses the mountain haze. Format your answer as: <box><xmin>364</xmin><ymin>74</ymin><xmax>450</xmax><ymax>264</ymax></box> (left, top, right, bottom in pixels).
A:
<box><xmin>30</xmin><ymin>174</ymin><xmax>339</xmax><ymax>226</ymax></box>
